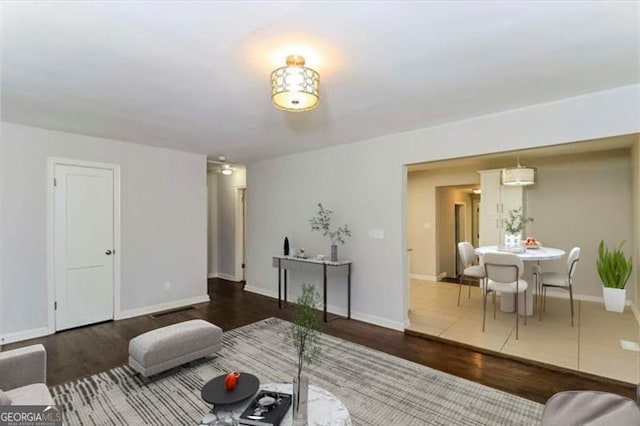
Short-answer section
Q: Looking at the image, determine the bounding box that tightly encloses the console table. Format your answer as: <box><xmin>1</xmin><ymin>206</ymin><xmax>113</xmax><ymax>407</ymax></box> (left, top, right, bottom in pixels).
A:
<box><xmin>272</xmin><ymin>256</ymin><xmax>352</xmax><ymax>322</ymax></box>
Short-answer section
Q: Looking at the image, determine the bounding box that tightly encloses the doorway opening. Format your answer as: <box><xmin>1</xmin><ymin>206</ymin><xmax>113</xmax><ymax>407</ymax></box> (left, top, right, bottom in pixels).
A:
<box><xmin>434</xmin><ymin>184</ymin><xmax>480</xmax><ymax>282</ymax></box>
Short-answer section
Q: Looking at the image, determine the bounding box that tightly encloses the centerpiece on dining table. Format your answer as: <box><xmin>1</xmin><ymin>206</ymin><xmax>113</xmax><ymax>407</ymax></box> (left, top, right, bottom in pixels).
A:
<box><xmin>503</xmin><ymin>207</ymin><xmax>533</xmax><ymax>249</ymax></box>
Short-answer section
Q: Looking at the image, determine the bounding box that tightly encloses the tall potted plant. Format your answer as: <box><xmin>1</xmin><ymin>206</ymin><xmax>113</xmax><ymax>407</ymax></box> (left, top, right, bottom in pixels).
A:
<box><xmin>309</xmin><ymin>203</ymin><xmax>351</xmax><ymax>261</ymax></box>
<box><xmin>597</xmin><ymin>240</ymin><xmax>633</xmax><ymax>313</ymax></box>
<box><xmin>503</xmin><ymin>207</ymin><xmax>533</xmax><ymax>248</ymax></box>
<box><xmin>289</xmin><ymin>283</ymin><xmax>321</xmax><ymax>426</ymax></box>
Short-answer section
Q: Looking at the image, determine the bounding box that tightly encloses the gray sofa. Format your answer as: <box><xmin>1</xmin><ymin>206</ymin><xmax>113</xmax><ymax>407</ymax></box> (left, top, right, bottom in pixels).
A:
<box><xmin>0</xmin><ymin>344</ymin><xmax>54</xmax><ymax>406</ymax></box>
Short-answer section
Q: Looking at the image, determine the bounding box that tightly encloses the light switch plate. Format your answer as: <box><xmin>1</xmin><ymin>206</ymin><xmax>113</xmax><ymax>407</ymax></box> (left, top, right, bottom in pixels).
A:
<box><xmin>620</xmin><ymin>340</ymin><xmax>640</xmax><ymax>352</ymax></box>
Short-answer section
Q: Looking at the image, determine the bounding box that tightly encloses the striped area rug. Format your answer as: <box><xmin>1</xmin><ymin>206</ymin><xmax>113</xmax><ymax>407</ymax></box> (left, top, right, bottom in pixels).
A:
<box><xmin>51</xmin><ymin>317</ymin><xmax>542</xmax><ymax>425</ymax></box>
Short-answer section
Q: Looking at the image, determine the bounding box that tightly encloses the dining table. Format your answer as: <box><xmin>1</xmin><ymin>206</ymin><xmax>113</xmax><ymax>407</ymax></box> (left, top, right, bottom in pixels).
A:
<box><xmin>475</xmin><ymin>245</ymin><xmax>566</xmax><ymax>316</ymax></box>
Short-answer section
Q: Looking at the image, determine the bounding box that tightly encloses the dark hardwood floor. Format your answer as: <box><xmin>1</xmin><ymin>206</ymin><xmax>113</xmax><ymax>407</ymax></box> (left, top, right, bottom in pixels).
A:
<box><xmin>5</xmin><ymin>278</ymin><xmax>635</xmax><ymax>404</ymax></box>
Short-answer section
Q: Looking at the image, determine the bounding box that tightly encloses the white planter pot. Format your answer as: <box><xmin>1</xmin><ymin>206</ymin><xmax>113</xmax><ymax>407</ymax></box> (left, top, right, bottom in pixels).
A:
<box><xmin>603</xmin><ymin>287</ymin><xmax>626</xmax><ymax>313</ymax></box>
<box><xmin>504</xmin><ymin>233</ymin><xmax>521</xmax><ymax>248</ymax></box>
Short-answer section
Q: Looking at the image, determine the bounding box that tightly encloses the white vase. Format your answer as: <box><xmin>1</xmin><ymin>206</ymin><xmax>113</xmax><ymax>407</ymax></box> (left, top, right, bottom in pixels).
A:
<box><xmin>504</xmin><ymin>233</ymin><xmax>521</xmax><ymax>248</ymax></box>
<box><xmin>603</xmin><ymin>287</ymin><xmax>626</xmax><ymax>313</ymax></box>
<box><xmin>292</xmin><ymin>372</ymin><xmax>309</xmax><ymax>426</ymax></box>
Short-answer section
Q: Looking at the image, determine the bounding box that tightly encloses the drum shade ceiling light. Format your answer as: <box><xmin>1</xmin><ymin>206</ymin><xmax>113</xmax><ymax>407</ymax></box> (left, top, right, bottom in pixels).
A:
<box><xmin>271</xmin><ymin>55</ymin><xmax>319</xmax><ymax>112</ymax></box>
<box><xmin>502</xmin><ymin>158</ymin><xmax>536</xmax><ymax>186</ymax></box>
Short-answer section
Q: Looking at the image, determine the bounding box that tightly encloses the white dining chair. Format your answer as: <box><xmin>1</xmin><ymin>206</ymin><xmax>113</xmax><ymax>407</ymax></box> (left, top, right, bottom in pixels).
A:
<box><xmin>483</xmin><ymin>252</ymin><xmax>528</xmax><ymax>339</ymax></box>
<box><xmin>539</xmin><ymin>247</ymin><xmax>581</xmax><ymax>326</ymax></box>
<box><xmin>457</xmin><ymin>242</ymin><xmax>485</xmax><ymax>306</ymax></box>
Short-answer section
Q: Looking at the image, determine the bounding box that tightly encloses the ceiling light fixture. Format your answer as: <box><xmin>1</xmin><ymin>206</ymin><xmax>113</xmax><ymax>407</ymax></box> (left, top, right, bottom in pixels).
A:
<box><xmin>270</xmin><ymin>55</ymin><xmax>319</xmax><ymax>112</ymax></box>
<box><xmin>502</xmin><ymin>158</ymin><xmax>536</xmax><ymax>186</ymax></box>
<box><xmin>221</xmin><ymin>165</ymin><xmax>233</xmax><ymax>176</ymax></box>
<box><xmin>207</xmin><ymin>156</ymin><xmax>235</xmax><ymax>176</ymax></box>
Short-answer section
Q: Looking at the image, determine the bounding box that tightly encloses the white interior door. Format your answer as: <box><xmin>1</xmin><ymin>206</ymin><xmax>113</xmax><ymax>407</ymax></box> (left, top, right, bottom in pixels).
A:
<box><xmin>54</xmin><ymin>164</ymin><xmax>115</xmax><ymax>331</ymax></box>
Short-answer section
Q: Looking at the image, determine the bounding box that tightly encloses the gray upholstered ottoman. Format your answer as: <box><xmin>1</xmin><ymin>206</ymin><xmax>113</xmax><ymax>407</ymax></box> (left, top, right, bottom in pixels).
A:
<box><xmin>129</xmin><ymin>319</ymin><xmax>222</xmax><ymax>377</ymax></box>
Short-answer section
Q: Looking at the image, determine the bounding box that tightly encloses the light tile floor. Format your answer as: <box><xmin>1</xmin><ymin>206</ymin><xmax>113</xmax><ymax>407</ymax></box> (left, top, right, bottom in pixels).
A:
<box><xmin>408</xmin><ymin>279</ymin><xmax>640</xmax><ymax>384</ymax></box>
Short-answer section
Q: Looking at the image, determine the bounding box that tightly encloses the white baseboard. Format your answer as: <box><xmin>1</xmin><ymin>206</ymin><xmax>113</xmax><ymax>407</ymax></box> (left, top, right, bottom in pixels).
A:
<box><xmin>437</xmin><ymin>272</ymin><xmax>447</xmax><ymax>281</ymax></box>
<box><xmin>410</xmin><ymin>274</ymin><xmax>438</xmax><ymax>282</ymax></box>
<box><xmin>1</xmin><ymin>295</ymin><xmax>211</xmax><ymax>346</ymax></box>
<box><xmin>1</xmin><ymin>326</ymin><xmax>53</xmax><ymax>346</ymax></box>
<box><xmin>543</xmin><ymin>289</ymin><xmax>605</xmax><ymax>304</ymax></box>
<box><xmin>218</xmin><ymin>273</ymin><xmax>242</xmax><ymax>282</ymax></box>
<box><xmin>243</xmin><ymin>285</ymin><xmax>405</xmax><ymax>331</ymax></box>
<box><xmin>543</xmin><ymin>289</ymin><xmax>638</xmax><ymax>307</ymax></box>
<box><xmin>544</xmin><ymin>288</ymin><xmax>638</xmax><ymax>320</ymax></box>
<box><xmin>115</xmin><ymin>295</ymin><xmax>210</xmax><ymax>320</ymax></box>
<box><xmin>207</xmin><ymin>272</ymin><xmax>242</xmax><ymax>282</ymax></box>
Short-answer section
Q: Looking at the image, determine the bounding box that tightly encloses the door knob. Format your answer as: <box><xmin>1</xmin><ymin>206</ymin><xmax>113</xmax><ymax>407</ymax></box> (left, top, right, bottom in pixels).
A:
<box><xmin>105</xmin><ymin>250</ymin><xmax>113</xmax><ymax>255</ymax></box>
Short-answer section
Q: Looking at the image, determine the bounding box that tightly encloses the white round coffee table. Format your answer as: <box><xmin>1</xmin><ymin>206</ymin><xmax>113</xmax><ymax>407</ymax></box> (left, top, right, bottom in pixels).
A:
<box><xmin>199</xmin><ymin>382</ymin><xmax>351</xmax><ymax>426</ymax></box>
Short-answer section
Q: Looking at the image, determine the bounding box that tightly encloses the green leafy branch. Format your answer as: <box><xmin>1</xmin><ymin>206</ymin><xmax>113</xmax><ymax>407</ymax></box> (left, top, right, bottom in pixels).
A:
<box><xmin>309</xmin><ymin>203</ymin><xmax>352</xmax><ymax>245</ymax></box>
<box><xmin>289</xmin><ymin>283</ymin><xmax>321</xmax><ymax>383</ymax></box>
<box><xmin>504</xmin><ymin>207</ymin><xmax>533</xmax><ymax>235</ymax></box>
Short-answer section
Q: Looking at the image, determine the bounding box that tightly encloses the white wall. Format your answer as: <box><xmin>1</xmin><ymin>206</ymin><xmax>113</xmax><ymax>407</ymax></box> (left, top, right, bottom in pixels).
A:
<box><xmin>216</xmin><ymin>169</ymin><xmax>246</xmax><ymax>280</ymax></box>
<box><xmin>0</xmin><ymin>123</ymin><xmax>208</xmax><ymax>341</ymax></box>
<box><xmin>525</xmin><ymin>150</ymin><xmax>633</xmax><ymax>301</ymax></box>
<box><xmin>207</xmin><ymin>171</ymin><xmax>218</xmax><ymax>276</ymax></box>
<box><xmin>246</xmin><ymin>85</ymin><xmax>640</xmax><ymax>331</ymax></box>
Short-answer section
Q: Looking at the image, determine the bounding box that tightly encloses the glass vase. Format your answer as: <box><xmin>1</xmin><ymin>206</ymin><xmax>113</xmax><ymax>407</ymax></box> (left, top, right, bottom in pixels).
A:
<box><xmin>330</xmin><ymin>244</ymin><xmax>338</xmax><ymax>262</ymax></box>
<box><xmin>292</xmin><ymin>371</ymin><xmax>309</xmax><ymax>426</ymax></box>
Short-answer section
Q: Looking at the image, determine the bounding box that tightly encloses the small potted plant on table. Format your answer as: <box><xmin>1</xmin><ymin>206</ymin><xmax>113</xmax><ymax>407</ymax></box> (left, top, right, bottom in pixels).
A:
<box><xmin>504</xmin><ymin>207</ymin><xmax>533</xmax><ymax>248</ymax></box>
<box><xmin>309</xmin><ymin>203</ymin><xmax>351</xmax><ymax>261</ymax></box>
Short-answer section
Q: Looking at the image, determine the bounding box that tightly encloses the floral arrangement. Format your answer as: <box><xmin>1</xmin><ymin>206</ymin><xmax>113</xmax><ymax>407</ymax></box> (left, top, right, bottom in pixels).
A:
<box><xmin>309</xmin><ymin>203</ymin><xmax>351</xmax><ymax>245</ymax></box>
<box><xmin>504</xmin><ymin>207</ymin><xmax>533</xmax><ymax>235</ymax></box>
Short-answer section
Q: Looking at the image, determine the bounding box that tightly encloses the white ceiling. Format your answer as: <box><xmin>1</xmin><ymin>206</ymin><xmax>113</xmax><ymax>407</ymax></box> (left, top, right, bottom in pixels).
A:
<box><xmin>2</xmin><ymin>1</ymin><xmax>638</xmax><ymax>163</ymax></box>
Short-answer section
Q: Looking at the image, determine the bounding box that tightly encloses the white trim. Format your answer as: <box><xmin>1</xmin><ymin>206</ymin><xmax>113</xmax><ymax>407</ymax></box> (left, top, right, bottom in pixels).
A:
<box><xmin>207</xmin><ymin>272</ymin><xmax>243</xmax><ymax>281</ymax></box>
<box><xmin>115</xmin><ymin>295</ymin><xmax>210</xmax><ymax>320</ymax></box>
<box><xmin>234</xmin><ymin>185</ymin><xmax>246</xmax><ymax>282</ymax></box>
<box><xmin>544</xmin><ymin>288</ymin><xmax>635</xmax><ymax>306</ymax></box>
<box><xmin>244</xmin><ymin>285</ymin><xmax>405</xmax><ymax>331</ymax></box>
<box><xmin>218</xmin><ymin>273</ymin><xmax>242</xmax><ymax>282</ymax></box>
<box><xmin>47</xmin><ymin>157</ymin><xmax>122</xmax><ymax>332</ymax></box>
<box><xmin>410</xmin><ymin>274</ymin><xmax>439</xmax><ymax>282</ymax></box>
<box><xmin>1</xmin><ymin>327</ymin><xmax>52</xmax><ymax>345</ymax></box>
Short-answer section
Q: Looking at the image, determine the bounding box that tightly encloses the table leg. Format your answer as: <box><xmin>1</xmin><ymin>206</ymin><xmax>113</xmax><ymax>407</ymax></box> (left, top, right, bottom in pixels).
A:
<box><xmin>323</xmin><ymin>263</ymin><xmax>328</xmax><ymax>322</ymax></box>
<box><xmin>284</xmin><ymin>269</ymin><xmax>288</xmax><ymax>306</ymax></box>
<box><xmin>347</xmin><ymin>263</ymin><xmax>351</xmax><ymax>320</ymax></box>
<box><xmin>278</xmin><ymin>258</ymin><xmax>282</xmax><ymax>309</ymax></box>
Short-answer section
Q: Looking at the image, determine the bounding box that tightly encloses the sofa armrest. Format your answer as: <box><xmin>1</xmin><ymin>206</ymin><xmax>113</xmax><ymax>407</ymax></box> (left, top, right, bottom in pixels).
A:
<box><xmin>0</xmin><ymin>344</ymin><xmax>47</xmax><ymax>390</ymax></box>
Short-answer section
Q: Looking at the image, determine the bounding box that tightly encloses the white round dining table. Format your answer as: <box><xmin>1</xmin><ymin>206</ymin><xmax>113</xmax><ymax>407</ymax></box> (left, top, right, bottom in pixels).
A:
<box><xmin>475</xmin><ymin>246</ymin><xmax>566</xmax><ymax>262</ymax></box>
<box><xmin>475</xmin><ymin>246</ymin><xmax>566</xmax><ymax>316</ymax></box>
